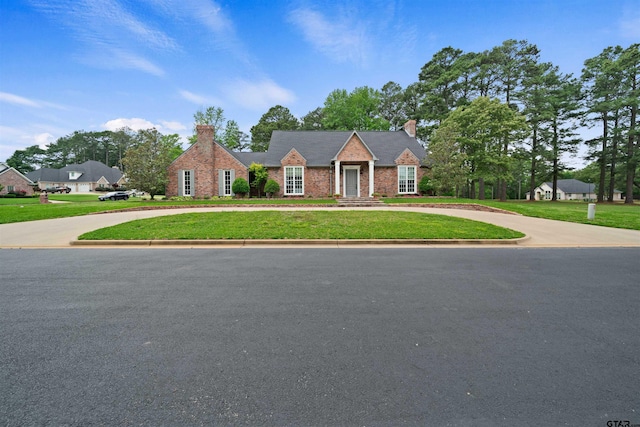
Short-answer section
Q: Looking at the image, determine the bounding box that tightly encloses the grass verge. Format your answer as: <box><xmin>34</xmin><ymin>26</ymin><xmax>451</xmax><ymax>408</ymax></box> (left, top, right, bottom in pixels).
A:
<box><xmin>0</xmin><ymin>197</ymin><xmax>337</xmax><ymax>224</ymax></box>
<box><xmin>383</xmin><ymin>198</ymin><xmax>640</xmax><ymax>230</ymax></box>
<box><xmin>78</xmin><ymin>211</ymin><xmax>524</xmax><ymax>240</ymax></box>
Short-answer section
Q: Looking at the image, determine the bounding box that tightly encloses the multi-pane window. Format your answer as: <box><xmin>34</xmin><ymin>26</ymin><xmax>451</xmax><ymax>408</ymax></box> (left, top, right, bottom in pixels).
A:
<box><xmin>183</xmin><ymin>170</ymin><xmax>192</xmax><ymax>196</ymax></box>
<box><xmin>223</xmin><ymin>170</ymin><xmax>232</xmax><ymax>196</ymax></box>
<box><xmin>545</xmin><ymin>190</ymin><xmax>551</xmax><ymax>200</ymax></box>
<box><xmin>285</xmin><ymin>166</ymin><xmax>304</xmax><ymax>195</ymax></box>
<box><xmin>398</xmin><ymin>166</ymin><xmax>416</xmax><ymax>194</ymax></box>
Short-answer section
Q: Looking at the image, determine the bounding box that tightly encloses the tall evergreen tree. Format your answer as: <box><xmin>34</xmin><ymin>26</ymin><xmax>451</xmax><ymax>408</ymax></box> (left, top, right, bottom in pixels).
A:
<box><xmin>379</xmin><ymin>81</ymin><xmax>407</xmax><ymax>130</ymax></box>
<box><xmin>582</xmin><ymin>46</ymin><xmax>624</xmax><ymax>202</ymax></box>
<box><xmin>619</xmin><ymin>44</ymin><xmax>640</xmax><ymax>203</ymax></box>
<box><xmin>545</xmin><ymin>69</ymin><xmax>583</xmax><ymax>200</ymax></box>
<box><xmin>250</xmin><ymin>105</ymin><xmax>300</xmax><ymax>152</ymax></box>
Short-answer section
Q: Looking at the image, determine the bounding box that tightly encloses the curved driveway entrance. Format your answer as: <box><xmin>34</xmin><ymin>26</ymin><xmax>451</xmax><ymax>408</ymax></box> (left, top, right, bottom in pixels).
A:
<box><xmin>1</xmin><ymin>206</ymin><xmax>639</xmax><ymax>248</ymax></box>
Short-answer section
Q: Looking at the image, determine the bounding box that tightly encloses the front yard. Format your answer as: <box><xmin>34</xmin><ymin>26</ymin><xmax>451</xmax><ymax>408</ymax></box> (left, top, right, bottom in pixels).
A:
<box><xmin>1</xmin><ymin>195</ymin><xmax>638</xmax><ymax>231</ymax></box>
<box><xmin>78</xmin><ymin>211</ymin><xmax>524</xmax><ymax>241</ymax></box>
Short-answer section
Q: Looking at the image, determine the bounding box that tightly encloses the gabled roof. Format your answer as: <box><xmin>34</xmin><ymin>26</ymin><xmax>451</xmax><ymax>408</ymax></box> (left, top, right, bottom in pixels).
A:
<box><xmin>332</xmin><ymin>131</ymin><xmax>378</xmax><ymax>162</ymax></box>
<box><xmin>25</xmin><ymin>160</ymin><xmax>123</xmax><ymax>184</ymax></box>
<box><xmin>221</xmin><ymin>148</ymin><xmax>266</xmax><ymax>167</ymax></box>
<box><xmin>263</xmin><ymin>130</ymin><xmax>426</xmax><ymax>167</ymax></box>
<box><xmin>541</xmin><ymin>179</ymin><xmax>622</xmax><ymax>194</ymax></box>
<box><xmin>0</xmin><ymin>162</ymin><xmax>35</xmax><ymax>184</ymax></box>
<box><xmin>541</xmin><ymin>179</ymin><xmax>594</xmax><ymax>194</ymax></box>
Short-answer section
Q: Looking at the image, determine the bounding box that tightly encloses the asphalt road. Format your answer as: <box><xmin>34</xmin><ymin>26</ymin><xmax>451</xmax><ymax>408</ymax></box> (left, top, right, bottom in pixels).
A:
<box><xmin>1</xmin><ymin>248</ymin><xmax>639</xmax><ymax>426</ymax></box>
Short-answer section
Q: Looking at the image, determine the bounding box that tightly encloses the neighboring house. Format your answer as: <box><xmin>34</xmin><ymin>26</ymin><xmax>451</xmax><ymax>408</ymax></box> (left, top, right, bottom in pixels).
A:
<box><xmin>527</xmin><ymin>179</ymin><xmax>622</xmax><ymax>201</ymax></box>
<box><xmin>167</xmin><ymin>121</ymin><xmax>427</xmax><ymax>198</ymax></box>
<box><xmin>0</xmin><ymin>162</ymin><xmax>36</xmax><ymax>195</ymax></box>
<box><xmin>26</xmin><ymin>160</ymin><xmax>126</xmax><ymax>193</ymax></box>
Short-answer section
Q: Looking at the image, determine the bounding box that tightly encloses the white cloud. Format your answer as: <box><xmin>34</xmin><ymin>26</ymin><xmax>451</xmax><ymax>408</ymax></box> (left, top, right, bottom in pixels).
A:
<box><xmin>102</xmin><ymin>117</ymin><xmax>188</xmax><ymax>134</ymax></box>
<box><xmin>103</xmin><ymin>118</ymin><xmax>156</xmax><ymax>131</ymax></box>
<box><xmin>30</xmin><ymin>0</ymin><xmax>178</xmax><ymax>50</ymax></box>
<box><xmin>287</xmin><ymin>7</ymin><xmax>371</xmax><ymax>66</ymax></box>
<box><xmin>110</xmin><ymin>49</ymin><xmax>165</xmax><ymax>77</ymax></box>
<box><xmin>160</xmin><ymin>120</ymin><xmax>187</xmax><ymax>131</ymax></box>
<box><xmin>223</xmin><ymin>79</ymin><xmax>296</xmax><ymax>110</ymax></box>
<box><xmin>29</xmin><ymin>0</ymin><xmax>175</xmax><ymax>76</ymax></box>
<box><xmin>0</xmin><ymin>92</ymin><xmax>41</xmax><ymax>108</ymax></box>
<box><xmin>179</xmin><ymin>90</ymin><xmax>225</xmax><ymax>107</ymax></box>
<box><xmin>34</xmin><ymin>133</ymin><xmax>55</xmax><ymax>147</ymax></box>
<box><xmin>141</xmin><ymin>0</ymin><xmax>249</xmax><ymax>63</ymax></box>
<box><xmin>0</xmin><ymin>127</ymin><xmax>56</xmax><ymax>161</ymax></box>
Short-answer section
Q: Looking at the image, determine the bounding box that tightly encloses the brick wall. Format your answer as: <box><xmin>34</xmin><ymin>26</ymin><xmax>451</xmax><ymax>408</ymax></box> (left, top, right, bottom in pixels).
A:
<box><xmin>212</xmin><ymin>144</ymin><xmax>249</xmax><ymax>196</ymax></box>
<box><xmin>167</xmin><ymin>129</ymin><xmax>212</xmax><ymax>197</ymax></box>
<box><xmin>167</xmin><ymin>125</ymin><xmax>251</xmax><ymax>198</ymax></box>
<box><xmin>0</xmin><ymin>169</ymin><xmax>35</xmax><ymax>195</ymax></box>
<box><xmin>336</xmin><ymin>134</ymin><xmax>374</xmax><ymax>162</ymax></box>
<box><xmin>371</xmin><ymin>149</ymin><xmax>425</xmax><ymax>196</ymax></box>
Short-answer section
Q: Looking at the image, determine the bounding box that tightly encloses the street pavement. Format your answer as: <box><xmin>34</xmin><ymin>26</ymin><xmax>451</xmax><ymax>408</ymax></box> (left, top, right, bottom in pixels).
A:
<box><xmin>1</xmin><ymin>247</ymin><xmax>638</xmax><ymax>425</ymax></box>
<box><xmin>1</xmin><ymin>205</ymin><xmax>639</xmax><ymax>248</ymax></box>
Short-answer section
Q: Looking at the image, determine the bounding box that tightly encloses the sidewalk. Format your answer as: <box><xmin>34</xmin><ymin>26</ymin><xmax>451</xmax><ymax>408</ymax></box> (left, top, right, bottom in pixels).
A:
<box><xmin>1</xmin><ymin>206</ymin><xmax>639</xmax><ymax>248</ymax></box>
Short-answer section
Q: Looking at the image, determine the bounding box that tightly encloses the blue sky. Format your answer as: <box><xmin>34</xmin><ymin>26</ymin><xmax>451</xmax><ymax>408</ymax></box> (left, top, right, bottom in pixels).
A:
<box><xmin>1</xmin><ymin>0</ymin><xmax>639</xmax><ymax>166</ymax></box>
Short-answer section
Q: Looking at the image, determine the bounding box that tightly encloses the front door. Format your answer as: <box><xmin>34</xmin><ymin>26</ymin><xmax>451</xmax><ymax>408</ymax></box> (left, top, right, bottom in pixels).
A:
<box><xmin>344</xmin><ymin>168</ymin><xmax>359</xmax><ymax>197</ymax></box>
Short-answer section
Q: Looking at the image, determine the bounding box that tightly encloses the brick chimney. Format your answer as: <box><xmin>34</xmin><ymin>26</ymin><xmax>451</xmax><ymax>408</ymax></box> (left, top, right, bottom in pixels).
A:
<box><xmin>403</xmin><ymin>120</ymin><xmax>416</xmax><ymax>138</ymax></box>
<box><xmin>196</xmin><ymin>125</ymin><xmax>215</xmax><ymax>144</ymax></box>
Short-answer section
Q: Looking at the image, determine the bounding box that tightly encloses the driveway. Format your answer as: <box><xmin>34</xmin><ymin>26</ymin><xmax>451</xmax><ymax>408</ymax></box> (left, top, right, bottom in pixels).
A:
<box><xmin>0</xmin><ymin>206</ymin><xmax>639</xmax><ymax>248</ymax></box>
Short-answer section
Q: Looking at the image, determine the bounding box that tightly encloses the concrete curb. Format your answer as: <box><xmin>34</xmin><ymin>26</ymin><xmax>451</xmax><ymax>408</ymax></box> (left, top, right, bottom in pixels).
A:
<box><xmin>70</xmin><ymin>235</ymin><xmax>531</xmax><ymax>247</ymax></box>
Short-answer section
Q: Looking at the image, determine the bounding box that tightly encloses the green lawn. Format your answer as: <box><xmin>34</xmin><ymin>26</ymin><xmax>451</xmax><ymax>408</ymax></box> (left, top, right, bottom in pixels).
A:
<box><xmin>78</xmin><ymin>211</ymin><xmax>524</xmax><ymax>240</ymax></box>
<box><xmin>0</xmin><ymin>196</ymin><xmax>337</xmax><ymax>224</ymax></box>
<box><xmin>383</xmin><ymin>198</ymin><xmax>640</xmax><ymax>230</ymax></box>
<box><xmin>1</xmin><ymin>195</ymin><xmax>638</xmax><ymax>231</ymax></box>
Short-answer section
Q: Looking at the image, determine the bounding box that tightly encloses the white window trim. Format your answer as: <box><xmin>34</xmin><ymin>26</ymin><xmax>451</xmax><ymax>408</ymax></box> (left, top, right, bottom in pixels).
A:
<box><xmin>182</xmin><ymin>170</ymin><xmax>192</xmax><ymax>196</ymax></box>
<box><xmin>284</xmin><ymin>166</ymin><xmax>304</xmax><ymax>196</ymax></box>
<box><xmin>397</xmin><ymin>165</ymin><xmax>416</xmax><ymax>194</ymax></box>
<box><xmin>223</xmin><ymin>170</ymin><xmax>232</xmax><ymax>196</ymax></box>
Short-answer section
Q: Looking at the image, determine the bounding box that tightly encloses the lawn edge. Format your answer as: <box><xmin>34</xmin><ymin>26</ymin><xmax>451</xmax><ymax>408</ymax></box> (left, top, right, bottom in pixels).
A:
<box><xmin>71</xmin><ymin>236</ymin><xmax>530</xmax><ymax>246</ymax></box>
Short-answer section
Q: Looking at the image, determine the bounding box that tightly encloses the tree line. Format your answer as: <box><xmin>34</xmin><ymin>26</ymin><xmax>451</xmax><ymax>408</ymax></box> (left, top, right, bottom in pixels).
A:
<box><xmin>7</xmin><ymin>39</ymin><xmax>638</xmax><ymax>202</ymax></box>
<box><xmin>233</xmin><ymin>40</ymin><xmax>638</xmax><ymax>203</ymax></box>
<box><xmin>6</xmin><ymin>128</ymin><xmax>182</xmax><ymax>173</ymax></box>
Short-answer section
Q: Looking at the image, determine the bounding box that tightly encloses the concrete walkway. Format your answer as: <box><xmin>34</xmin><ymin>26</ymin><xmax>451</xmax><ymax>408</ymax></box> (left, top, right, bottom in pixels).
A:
<box><xmin>1</xmin><ymin>205</ymin><xmax>639</xmax><ymax>248</ymax></box>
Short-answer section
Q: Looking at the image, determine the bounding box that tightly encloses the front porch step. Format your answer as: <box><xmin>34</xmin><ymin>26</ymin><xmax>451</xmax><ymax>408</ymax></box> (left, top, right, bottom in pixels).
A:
<box><xmin>337</xmin><ymin>197</ymin><xmax>385</xmax><ymax>207</ymax></box>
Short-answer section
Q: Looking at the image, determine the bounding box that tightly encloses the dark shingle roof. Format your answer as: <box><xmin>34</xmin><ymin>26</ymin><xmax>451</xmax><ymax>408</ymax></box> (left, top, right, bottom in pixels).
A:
<box><xmin>26</xmin><ymin>160</ymin><xmax>122</xmax><ymax>183</ymax></box>
<box><xmin>546</xmin><ymin>179</ymin><xmax>596</xmax><ymax>194</ymax></box>
<box><xmin>262</xmin><ymin>130</ymin><xmax>426</xmax><ymax>167</ymax></box>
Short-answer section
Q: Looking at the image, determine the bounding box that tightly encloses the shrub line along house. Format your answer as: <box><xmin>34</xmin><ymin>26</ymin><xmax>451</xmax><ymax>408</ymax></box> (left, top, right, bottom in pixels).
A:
<box><xmin>25</xmin><ymin>160</ymin><xmax>126</xmax><ymax>193</ymax></box>
<box><xmin>167</xmin><ymin>120</ymin><xmax>427</xmax><ymax>199</ymax></box>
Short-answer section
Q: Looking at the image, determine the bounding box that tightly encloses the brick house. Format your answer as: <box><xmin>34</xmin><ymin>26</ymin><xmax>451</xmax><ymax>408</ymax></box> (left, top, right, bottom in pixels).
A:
<box><xmin>167</xmin><ymin>120</ymin><xmax>427</xmax><ymax>198</ymax></box>
<box><xmin>0</xmin><ymin>162</ymin><xmax>36</xmax><ymax>195</ymax></box>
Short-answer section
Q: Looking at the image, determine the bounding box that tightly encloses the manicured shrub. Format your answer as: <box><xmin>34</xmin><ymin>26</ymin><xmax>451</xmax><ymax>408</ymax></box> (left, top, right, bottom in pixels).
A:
<box><xmin>264</xmin><ymin>179</ymin><xmax>280</xmax><ymax>198</ymax></box>
<box><xmin>418</xmin><ymin>175</ymin><xmax>434</xmax><ymax>195</ymax></box>
<box><xmin>232</xmin><ymin>177</ymin><xmax>249</xmax><ymax>197</ymax></box>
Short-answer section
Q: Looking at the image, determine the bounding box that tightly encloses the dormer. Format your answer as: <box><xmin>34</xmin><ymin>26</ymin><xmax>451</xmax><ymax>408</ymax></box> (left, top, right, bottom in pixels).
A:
<box><xmin>68</xmin><ymin>171</ymin><xmax>83</xmax><ymax>180</ymax></box>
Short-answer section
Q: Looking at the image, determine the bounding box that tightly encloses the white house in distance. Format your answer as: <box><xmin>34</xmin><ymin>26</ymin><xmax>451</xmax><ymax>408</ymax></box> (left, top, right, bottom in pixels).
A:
<box><xmin>527</xmin><ymin>179</ymin><xmax>622</xmax><ymax>201</ymax></box>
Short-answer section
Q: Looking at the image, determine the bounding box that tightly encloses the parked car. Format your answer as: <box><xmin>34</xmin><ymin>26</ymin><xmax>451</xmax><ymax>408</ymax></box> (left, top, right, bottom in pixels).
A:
<box><xmin>98</xmin><ymin>191</ymin><xmax>129</xmax><ymax>201</ymax></box>
<box><xmin>127</xmin><ymin>189</ymin><xmax>145</xmax><ymax>197</ymax></box>
<box><xmin>45</xmin><ymin>186</ymin><xmax>71</xmax><ymax>193</ymax></box>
